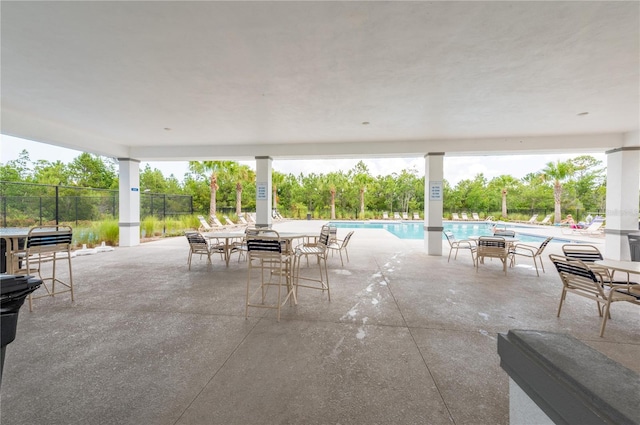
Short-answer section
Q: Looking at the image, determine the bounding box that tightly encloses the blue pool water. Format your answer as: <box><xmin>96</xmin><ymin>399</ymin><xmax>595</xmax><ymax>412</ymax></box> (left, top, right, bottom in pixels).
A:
<box><xmin>329</xmin><ymin>221</ymin><xmax>563</xmax><ymax>244</ymax></box>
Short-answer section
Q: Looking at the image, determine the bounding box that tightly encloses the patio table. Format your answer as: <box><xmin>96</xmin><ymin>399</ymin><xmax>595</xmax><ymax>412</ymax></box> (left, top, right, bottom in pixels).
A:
<box><xmin>1</xmin><ymin>228</ymin><xmax>29</xmax><ymax>274</ymax></box>
<box><xmin>202</xmin><ymin>231</ymin><xmax>245</xmax><ymax>267</ymax></box>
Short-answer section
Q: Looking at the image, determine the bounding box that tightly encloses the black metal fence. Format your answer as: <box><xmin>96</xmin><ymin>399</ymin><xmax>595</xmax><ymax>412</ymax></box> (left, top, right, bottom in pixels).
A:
<box><xmin>0</xmin><ymin>181</ymin><xmax>193</xmax><ymax>227</ymax></box>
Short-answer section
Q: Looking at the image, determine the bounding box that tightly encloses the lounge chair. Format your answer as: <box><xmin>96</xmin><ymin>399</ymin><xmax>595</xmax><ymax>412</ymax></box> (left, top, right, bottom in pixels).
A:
<box><xmin>237</xmin><ymin>216</ymin><xmax>249</xmax><ymax>226</ymax></box>
<box><xmin>210</xmin><ymin>215</ymin><xmax>227</xmax><ymax>229</ymax></box>
<box><xmin>518</xmin><ymin>214</ymin><xmax>538</xmax><ymax>224</ymax></box>
<box><xmin>472</xmin><ymin>213</ymin><xmax>480</xmax><ymax>221</ymax></box>
<box><xmin>382</xmin><ymin>212</ymin><xmax>389</xmax><ymax>220</ymax></box>
<box><xmin>561</xmin><ymin>218</ymin><xmax>604</xmax><ymax>236</ymax></box>
<box><xmin>197</xmin><ymin>215</ymin><xmax>214</xmax><ymax>232</ymax></box>
<box><xmin>413</xmin><ymin>212</ymin><xmax>420</xmax><ymax>220</ymax></box>
<box><xmin>451</xmin><ymin>213</ymin><xmax>461</xmax><ymax>221</ymax></box>
<box><xmin>402</xmin><ymin>212</ymin><xmax>409</xmax><ymax>220</ymax></box>
<box><xmin>393</xmin><ymin>212</ymin><xmax>401</xmax><ymax>220</ymax></box>
<box><xmin>536</xmin><ymin>214</ymin><xmax>552</xmax><ymax>225</ymax></box>
<box><xmin>443</xmin><ymin>231</ymin><xmax>476</xmax><ymax>266</ymax></box>
<box><xmin>461</xmin><ymin>213</ymin><xmax>470</xmax><ymax>221</ymax></box>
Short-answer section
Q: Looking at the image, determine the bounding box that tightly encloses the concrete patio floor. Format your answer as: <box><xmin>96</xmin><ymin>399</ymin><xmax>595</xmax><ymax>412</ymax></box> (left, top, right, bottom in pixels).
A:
<box><xmin>1</xmin><ymin>220</ymin><xmax>638</xmax><ymax>425</ymax></box>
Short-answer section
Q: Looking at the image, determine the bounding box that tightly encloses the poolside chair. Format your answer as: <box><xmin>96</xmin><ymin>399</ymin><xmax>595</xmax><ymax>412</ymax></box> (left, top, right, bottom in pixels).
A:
<box><xmin>443</xmin><ymin>231</ymin><xmax>476</xmax><ymax>266</ymax></box>
<box><xmin>451</xmin><ymin>213</ymin><xmax>461</xmax><ymax>221</ymax></box>
<box><xmin>382</xmin><ymin>212</ymin><xmax>389</xmax><ymax>220</ymax></box>
<box><xmin>237</xmin><ymin>215</ymin><xmax>249</xmax><ymax>226</ymax></box>
<box><xmin>413</xmin><ymin>212</ymin><xmax>420</xmax><ymax>220</ymax></box>
<box><xmin>186</xmin><ymin>231</ymin><xmax>215</xmax><ymax>270</ymax></box>
<box><xmin>393</xmin><ymin>212</ymin><xmax>401</xmax><ymax>220</ymax></box>
<box><xmin>519</xmin><ymin>214</ymin><xmax>538</xmax><ymax>224</ymax></box>
<box><xmin>245</xmin><ymin>229</ymin><xmax>296</xmax><ymax>321</ymax></box>
<box><xmin>327</xmin><ymin>231</ymin><xmax>354</xmax><ymax>267</ymax></box>
<box><xmin>493</xmin><ymin>229</ymin><xmax>515</xmax><ymax>238</ymax></box>
<box><xmin>210</xmin><ymin>215</ymin><xmax>227</xmax><ymax>229</ymax></box>
<box><xmin>549</xmin><ymin>254</ymin><xmax>640</xmax><ymax>337</ymax></box>
<box><xmin>562</xmin><ymin>218</ymin><xmax>605</xmax><ymax>236</ymax></box>
<box><xmin>13</xmin><ymin>226</ymin><xmax>75</xmax><ymax>311</ymax></box>
<box><xmin>402</xmin><ymin>212</ymin><xmax>409</xmax><ymax>220</ymax></box>
<box><xmin>461</xmin><ymin>212</ymin><xmax>470</xmax><ymax>221</ymax></box>
<box><xmin>536</xmin><ymin>214</ymin><xmax>552</xmax><ymax>225</ymax></box>
<box><xmin>509</xmin><ymin>237</ymin><xmax>553</xmax><ymax>276</ymax></box>
<box><xmin>476</xmin><ymin>236</ymin><xmax>509</xmax><ymax>274</ymax></box>
<box><xmin>561</xmin><ymin>244</ymin><xmax>635</xmax><ymax>285</ymax></box>
<box><xmin>472</xmin><ymin>212</ymin><xmax>480</xmax><ymax>221</ymax></box>
<box><xmin>197</xmin><ymin>215</ymin><xmax>214</xmax><ymax>232</ymax></box>
<box><xmin>293</xmin><ymin>225</ymin><xmax>331</xmax><ymax>301</ymax></box>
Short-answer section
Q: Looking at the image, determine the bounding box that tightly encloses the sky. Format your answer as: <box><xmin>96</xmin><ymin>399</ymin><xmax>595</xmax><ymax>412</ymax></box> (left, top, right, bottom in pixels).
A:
<box><xmin>1</xmin><ymin>134</ymin><xmax>606</xmax><ymax>186</ymax></box>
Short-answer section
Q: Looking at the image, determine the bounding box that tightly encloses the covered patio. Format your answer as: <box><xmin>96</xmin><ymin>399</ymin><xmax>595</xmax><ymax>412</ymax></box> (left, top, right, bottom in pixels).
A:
<box><xmin>2</xmin><ymin>221</ymin><xmax>638</xmax><ymax>424</ymax></box>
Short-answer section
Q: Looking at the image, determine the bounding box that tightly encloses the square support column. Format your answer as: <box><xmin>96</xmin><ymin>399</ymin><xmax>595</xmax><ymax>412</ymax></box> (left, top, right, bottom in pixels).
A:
<box><xmin>604</xmin><ymin>133</ymin><xmax>640</xmax><ymax>260</ymax></box>
<box><xmin>424</xmin><ymin>153</ymin><xmax>444</xmax><ymax>255</ymax></box>
<box><xmin>118</xmin><ymin>158</ymin><xmax>141</xmax><ymax>247</ymax></box>
<box><xmin>255</xmin><ymin>156</ymin><xmax>273</xmax><ymax>228</ymax></box>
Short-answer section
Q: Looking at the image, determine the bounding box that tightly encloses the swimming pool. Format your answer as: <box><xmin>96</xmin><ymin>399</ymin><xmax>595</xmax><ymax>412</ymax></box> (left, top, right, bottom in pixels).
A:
<box><xmin>329</xmin><ymin>221</ymin><xmax>565</xmax><ymax>244</ymax></box>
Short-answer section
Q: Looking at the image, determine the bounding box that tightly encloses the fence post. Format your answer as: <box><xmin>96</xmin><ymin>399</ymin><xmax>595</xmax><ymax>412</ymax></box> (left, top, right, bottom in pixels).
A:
<box><xmin>75</xmin><ymin>196</ymin><xmax>79</xmax><ymax>226</ymax></box>
<box><xmin>55</xmin><ymin>185</ymin><xmax>59</xmax><ymax>225</ymax></box>
<box><xmin>39</xmin><ymin>197</ymin><xmax>43</xmax><ymax>225</ymax></box>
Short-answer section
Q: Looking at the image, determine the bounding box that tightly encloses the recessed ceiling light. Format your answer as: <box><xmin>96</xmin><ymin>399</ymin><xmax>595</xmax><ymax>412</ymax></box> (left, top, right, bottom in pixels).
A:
<box><xmin>577</xmin><ymin>112</ymin><xmax>589</xmax><ymax>116</ymax></box>
<box><xmin>362</xmin><ymin>121</ymin><xmax>370</xmax><ymax>125</ymax></box>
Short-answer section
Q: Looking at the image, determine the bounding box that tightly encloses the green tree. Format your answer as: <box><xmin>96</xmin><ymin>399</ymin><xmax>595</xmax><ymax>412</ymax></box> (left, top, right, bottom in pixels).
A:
<box><xmin>540</xmin><ymin>160</ymin><xmax>574</xmax><ymax>224</ymax></box>
<box><xmin>488</xmin><ymin>175</ymin><xmax>520</xmax><ymax>218</ymax></box>
<box><xmin>69</xmin><ymin>153</ymin><xmax>117</xmax><ymax>189</ymax></box>
<box><xmin>188</xmin><ymin>161</ymin><xmax>234</xmax><ymax>217</ymax></box>
<box><xmin>352</xmin><ymin>161</ymin><xmax>373</xmax><ymax>217</ymax></box>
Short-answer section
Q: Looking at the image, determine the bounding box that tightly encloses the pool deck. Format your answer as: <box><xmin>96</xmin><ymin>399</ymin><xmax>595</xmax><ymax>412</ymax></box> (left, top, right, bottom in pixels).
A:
<box><xmin>1</xmin><ymin>220</ymin><xmax>637</xmax><ymax>425</ymax></box>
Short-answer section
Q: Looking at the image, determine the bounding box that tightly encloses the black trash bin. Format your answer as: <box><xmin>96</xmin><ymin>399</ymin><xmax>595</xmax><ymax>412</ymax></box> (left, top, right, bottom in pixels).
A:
<box><xmin>1</xmin><ymin>274</ymin><xmax>42</xmax><ymax>387</ymax></box>
<box><xmin>307</xmin><ymin>213</ymin><xmax>312</xmax><ymax>220</ymax></box>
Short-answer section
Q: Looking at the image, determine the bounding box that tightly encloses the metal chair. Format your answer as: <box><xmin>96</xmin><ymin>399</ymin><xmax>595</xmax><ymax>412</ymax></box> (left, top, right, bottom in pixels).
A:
<box><xmin>185</xmin><ymin>231</ymin><xmax>217</xmax><ymax>269</ymax></box>
<box><xmin>13</xmin><ymin>226</ymin><xmax>74</xmax><ymax>311</ymax></box>
<box><xmin>549</xmin><ymin>254</ymin><xmax>640</xmax><ymax>337</ymax></box>
<box><xmin>509</xmin><ymin>237</ymin><xmax>553</xmax><ymax>276</ymax></box>
<box><xmin>245</xmin><ymin>229</ymin><xmax>295</xmax><ymax>321</ymax></box>
<box><xmin>476</xmin><ymin>236</ymin><xmax>509</xmax><ymax>274</ymax></box>
<box><xmin>327</xmin><ymin>231</ymin><xmax>354</xmax><ymax>267</ymax></box>
<box><xmin>293</xmin><ymin>225</ymin><xmax>331</xmax><ymax>301</ymax></box>
<box><xmin>443</xmin><ymin>231</ymin><xmax>476</xmax><ymax>266</ymax></box>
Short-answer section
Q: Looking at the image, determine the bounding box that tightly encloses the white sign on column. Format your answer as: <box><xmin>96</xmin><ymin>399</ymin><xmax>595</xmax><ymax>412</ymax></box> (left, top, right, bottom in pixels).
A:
<box><xmin>256</xmin><ymin>182</ymin><xmax>268</xmax><ymax>200</ymax></box>
<box><xmin>429</xmin><ymin>181</ymin><xmax>443</xmax><ymax>201</ymax></box>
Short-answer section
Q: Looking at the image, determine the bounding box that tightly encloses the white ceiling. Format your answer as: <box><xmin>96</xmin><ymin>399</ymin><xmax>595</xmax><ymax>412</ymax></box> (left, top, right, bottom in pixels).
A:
<box><xmin>1</xmin><ymin>1</ymin><xmax>638</xmax><ymax>161</ymax></box>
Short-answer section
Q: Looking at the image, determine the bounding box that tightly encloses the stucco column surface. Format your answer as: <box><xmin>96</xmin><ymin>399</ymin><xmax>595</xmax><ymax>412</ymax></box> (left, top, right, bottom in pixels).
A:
<box><xmin>424</xmin><ymin>153</ymin><xmax>444</xmax><ymax>256</ymax></box>
<box><xmin>118</xmin><ymin>158</ymin><xmax>141</xmax><ymax>247</ymax></box>
<box><xmin>604</xmin><ymin>132</ymin><xmax>640</xmax><ymax>260</ymax></box>
<box><xmin>255</xmin><ymin>156</ymin><xmax>273</xmax><ymax>228</ymax></box>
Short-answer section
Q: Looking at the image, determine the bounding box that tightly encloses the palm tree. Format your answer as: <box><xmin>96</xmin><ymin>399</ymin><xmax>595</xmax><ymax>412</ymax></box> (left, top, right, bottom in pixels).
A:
<box><xmin>491</xmin><ymin>175</ymin><xmax>519</xmax><ymax>218</ymax></box>
<box><xmin>188</xmin><ymin>161</ymin><xmax>227</xmax><ymax>218</ymax></box>
<box><xmin>272</xmin><ymin>171</ymin><xmax>286</xmax><ymax>215</ymax></box>
<box><xmin>227</xmin><ymin>163</ymin><xmax>253</xmax><ymax>216</ymax></box>
<box><xmin>540</xmin><ymin>160</ymin><xmax>574</xmax><ymax>224</ymax></box>
<box><xmin>352</xmin><ymin>161</ymin><xmax>372</xmax><ymax>218</ymax></box>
